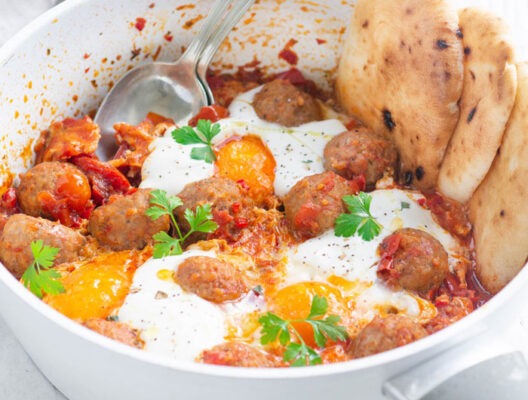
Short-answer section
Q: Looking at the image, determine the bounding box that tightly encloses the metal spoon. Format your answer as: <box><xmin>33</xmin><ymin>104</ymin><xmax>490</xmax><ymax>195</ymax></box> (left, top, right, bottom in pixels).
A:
<box><xmin>94</xmin><ymin>0</ymin><xmax>255</xmax><ymax>161</ymax></box>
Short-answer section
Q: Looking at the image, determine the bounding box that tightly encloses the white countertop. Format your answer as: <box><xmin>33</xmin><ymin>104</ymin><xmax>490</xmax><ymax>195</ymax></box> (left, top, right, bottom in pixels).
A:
<box><xmin>1</xmin><ymin>1</ymin><xmax>528</xmax><ymax>399</ymax></box>
<box><xmin>0</xmin><ymin>316</ymin><xmax>66</xmax><ymax>400</ymax></box>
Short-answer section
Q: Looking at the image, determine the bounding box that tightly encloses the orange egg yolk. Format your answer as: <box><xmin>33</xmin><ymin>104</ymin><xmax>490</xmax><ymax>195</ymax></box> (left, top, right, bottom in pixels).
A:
<box><xmin>268</xmin><ymin>282</ymin><xmax>348</xmax><ymax>348</ymax></box>
<box><xmin>44</xmin><ymin>251</ymin><xmax>137</xmax><ymax>322</ymax></box>
<box><xmin>215</xmin><ymin>135</ymin><xmax>276</xmax><ymax>204</ymax></box>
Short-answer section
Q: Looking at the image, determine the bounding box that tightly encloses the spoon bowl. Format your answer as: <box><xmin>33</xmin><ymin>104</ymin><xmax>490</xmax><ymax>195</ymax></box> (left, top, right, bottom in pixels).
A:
<box><xmin>94</xmin><ymin>0</ymin><xmax>255</xmax><ymax>160</ymax></box>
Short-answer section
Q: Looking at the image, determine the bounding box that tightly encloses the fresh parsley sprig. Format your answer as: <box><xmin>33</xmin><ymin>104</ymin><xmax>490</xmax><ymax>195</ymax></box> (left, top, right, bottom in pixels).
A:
<box><xmin>146</xmin><ymin>189</ymin><xmax>218</xmax><ymax>258</ymax></box>
<box><xmin>21</xmin><ymin>240</ymin><xmax>65</xmax><ymax>299</ymax></box>
<box><xmin>258</xmin><ymin>295</ymin><xmax>349</xmax><ymax>367</ymax></box>
<box><xmin>171</xmin><ymin>119</ymin><xmax>221</xmax><ymax>163</ymax></box>
<box><xmin>334</xmin><ymin>192</ymin><xmax>382</xmax><ymax>241</ymax></box>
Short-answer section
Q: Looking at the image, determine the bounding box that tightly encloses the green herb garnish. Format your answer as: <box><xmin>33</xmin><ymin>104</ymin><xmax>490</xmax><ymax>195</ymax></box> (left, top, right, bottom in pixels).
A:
<box><xmin>171</xmin><ymin>119</ymin><xmax>221</xmax><ymax>163</ymax></box>
<box><xmin>146</xmin><ymin>189</ymin><xmax>218</xmax><ymax>258</ymax></box>
<box><xmin>400</xmin><ymin>201</ymin><xmax>410</xmax><ymax>210</ymax></box>
<box><xmin>258</xmin><ymin>295</ymin><xmax>349</xmax><ymax>367</ymax></box>
<box><xmin>334</xmin><ymin>192</ymin><xmax>382</xmax><ymax>241</ymax></box>
<box><xmin>21</xmin><ymin>240</ymin><xmax>65</xmax><ymax>299</ymax></box>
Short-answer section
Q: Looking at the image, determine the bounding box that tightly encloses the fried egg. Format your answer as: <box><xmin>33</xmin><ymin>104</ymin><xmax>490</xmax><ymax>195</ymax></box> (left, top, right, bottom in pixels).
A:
<box><xmin>117</xmin><ymin>249</ymin><xmax>263</xmax><ymax>363</ymax></box>
<box><xmin>140</xmin><ymin>85</ymin><xmax>346</xmax><ymax>197</ymax></box>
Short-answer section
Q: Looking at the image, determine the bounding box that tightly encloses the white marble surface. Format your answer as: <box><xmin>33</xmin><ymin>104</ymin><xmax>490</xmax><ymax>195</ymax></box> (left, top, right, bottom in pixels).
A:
<box><xmin>1</xmin><ymin>1</ymin><xmax>528</xmax><ymax>399</ymax></box>
<box><xmin>0</xmin><ymin>316</ymin><xmax>66</xmax><ymax>400</ymax></box>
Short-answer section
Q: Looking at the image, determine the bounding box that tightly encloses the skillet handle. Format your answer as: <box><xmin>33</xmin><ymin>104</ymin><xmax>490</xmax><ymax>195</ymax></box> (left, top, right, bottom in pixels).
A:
<box><xmin>382</xmin><ymin>330</ymin><xmax>528</xmax><ymax>400</ymax></box>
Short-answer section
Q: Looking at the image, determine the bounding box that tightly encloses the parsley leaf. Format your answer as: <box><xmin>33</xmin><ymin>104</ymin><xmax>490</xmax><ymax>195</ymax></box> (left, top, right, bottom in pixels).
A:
<box><xmin>401</xmin><ymin>201</ymin><xmax>410</xmax><ymax>210</ymax></box>
<box><xmin>147</xmin><ymin>190</ymin><xmax>218</xmax><ymax>258</ymax></box>
<box><xmin>259</xmin><ymin>313</ymin><xmax>290</xmax><ymax>345</ymax></box>
<box><xmin>171</xmin><ymin>120</ymin><xmax>221</xmax><ymax>164</ymax></box>
<box><xmin>258</xmin><ymin>295</ymin><xmax>349</xmax><ymax>367</ymax></box>
<box><xmin>284</xmin><ymin>342</ymin><xmax>322</xmax><ymax>366</ymax></box>
<box><xmin>20</xmin><ymin>240</ymin><xmax>64</xmax><ymax>299</ymax></box>
<box><xmin>190</xmin><ymin>147</ymin><xmax>215</xmax><ymax>164</ymax></box>
<box><xmin>334</xmin><ymin>192</ymin><xmax>382</xmax><ymax>241</ymax></box>
<box><xmin>171</xmin><ymin>126</ymin><xmax>204</xmax><ymax>145</ymax></box>
<box><xmin>307</xmin><ymin>294</ymin><xmax>328</xmax><ymax>318</ymax></box>
<box><xmin>145</xmin><ymin>189</ymin><xmax>183</xmax><ymax>220</ymax></box>
<box><xmin>151</xmin><ymin>231</ymin><xmax>182</xmax><ymax>258</ymax></box>
<box><xmin>184</xmin><ymin>204</ymin><xmax>218</xmax><ymax>233</ymax></box>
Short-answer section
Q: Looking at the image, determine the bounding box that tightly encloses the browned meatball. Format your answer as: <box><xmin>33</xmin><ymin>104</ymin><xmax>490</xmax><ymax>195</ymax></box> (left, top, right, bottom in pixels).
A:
<box><xmin>176</xmin><ymin>176</ymin><xmax>249</xmax><ymax>241</ymax></box>
<box><xmin>176</xmin><ymin>256</ymin><xmax>248</xmax><ymax>303</ymax></box>
<box><xmin>201</xmin><ymin>342</ymin><xmax>283</xmax><ymax>367</ymax></box>
<box><xmin>324</xmin><ymin>127</ymin><xmax>398</xmax><ymax>189</ymax></box>
<box><xmin>0</xmin><ymin>214</ymin><xmax>86</xmax><ymax>279</ymax></box>
<box><xmin>377</xmin><ymin>228</ymin><xmax>449</xmax><ymax>294</ymax></box>
<box><xmin>84</xmin><ymin>318</ymin><xmax>144</xmax><ymax>349</ymax></box>
<box><xmin>351</xmin><ymin>314</ymin><xmax>428</xmax><ymax>358</ymax></box>
<box><xmin>87</xmin><ymin>188</ymin><xmax>170</xmax><ymax>251</ymax></box>
<box><xmin>16</xmin><ymin>161</ymin><xmax>92</xmax><ymax>227</ymax></box>
<box><xmin>253</xmin><ymin>79</ymin><xmax>322</xmax><ymax>127</ymax></box>
<box><xmin>283</xmin><ymin>171</ymin><xmax>356</xmax><ymax>239</ymax></box>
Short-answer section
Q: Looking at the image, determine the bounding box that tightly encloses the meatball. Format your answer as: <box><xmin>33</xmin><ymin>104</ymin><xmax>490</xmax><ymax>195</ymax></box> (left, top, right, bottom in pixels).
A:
<box><xmin>201</xmin><ymin>342</ymin><xmax>283</xmax><ymax>368</ymax></box>
<box><xmin>283</xmin><ymin>171</ymin><xmax>356</xmax><ymax>239</ymax></box>
<box><xmin>324</xmin><ymin>127</ymin><xmax>398</xmax><ymax>189</ymax></box>
<box><xmin>253</xmin><ymin>79</ymin><xmax>322</xmax><ymax>127</ymax></box>
<box><xmin>377</xmin><ymin>228</ymin><xmax>449</xmax><ymax>294</ymax></box>
<box><xmin>87</xmin><ymin>188</ymin><xmax>170</xmax><ymax>251</ymax></box>
<box><xmin>351</xmin><ymin>314</ymin><xmax>428</xmax><ymax>358</ymax></box>
<box><xmin>176</xmin><ymin>176</ymin><xmax>249</xmax><ymax>241</ymax></box>
<box><xmin>0</xmin><ymin>214</ymin><xmax>86</xmax><ymax>279</ymax></box>
<box><xmin>176</xmin><ymin>256</ymin><xmax>248</xmax><ymax>303</ymax></box>
<box><xmin>16</xmin><ymin>161</ymin><xmax>92</xmax><ymax>227</ymax></box>
<box><xmin>84</xmin><ymin>318</ymin><xmax>144</xmax><ymax>349</ymax></box>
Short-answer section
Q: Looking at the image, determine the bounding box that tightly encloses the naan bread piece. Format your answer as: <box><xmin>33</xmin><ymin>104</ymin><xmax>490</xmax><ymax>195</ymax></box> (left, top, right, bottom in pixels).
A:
<box><xmin>336</xmin><ymin>0</ymin><xmax>463</xmax><ymax>191</ymax></box>
<box><xmin>469</xmin><ymin>62</ymin><xmax>528</xmax><ymax>294</ymax></box>
<box><xmin>438</xmin><ymin>8</ymin><xmax>517</xmax><ymax>203</ymax></box>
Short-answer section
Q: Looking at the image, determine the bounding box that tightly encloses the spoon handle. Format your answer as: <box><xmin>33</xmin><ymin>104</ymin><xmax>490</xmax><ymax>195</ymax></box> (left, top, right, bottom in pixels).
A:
<box><xmin>179</xmin><ymin>0</ymin><xmax>234</xmax><ymax>63</ymax></box>
<box><xmin>196</xmin><ymin>0</ymin><xmax>256</xmax><ymax>104</ymax></box>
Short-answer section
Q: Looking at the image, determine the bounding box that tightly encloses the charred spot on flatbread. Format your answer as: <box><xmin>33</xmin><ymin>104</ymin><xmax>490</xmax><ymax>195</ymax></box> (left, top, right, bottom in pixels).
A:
<box><xmin>336</xmin><ymin>0</ymin><xmax>463</xmax><ymax>191</ymax></box>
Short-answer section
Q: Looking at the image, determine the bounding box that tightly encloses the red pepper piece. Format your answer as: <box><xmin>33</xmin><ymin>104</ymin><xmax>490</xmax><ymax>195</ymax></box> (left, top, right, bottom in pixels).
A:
<box><xmin>71</xmin><ymin>156</ymin><xmax>132</xmax><ymax>206</ymax></box>
<box><xmin>135</xmin><ymin>17</ymin><xmax>146</xmax><ymax>31</ymax></box>
<box><xmin>188</xmin><ymin>105</ymin><xmax>229</xmax><ymax>126</ymax></box>
<box><xmin>234</xmin><ymin>217</ymin><xmax>249</xmax><ymax>229</ymax></box>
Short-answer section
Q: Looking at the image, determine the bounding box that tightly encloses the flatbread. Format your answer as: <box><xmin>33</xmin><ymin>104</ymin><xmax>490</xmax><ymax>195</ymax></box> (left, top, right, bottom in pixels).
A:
<box><xmin>438</xmin><ymin>8</ymin><xmax>517</xmax><ymax>203</ymax></box>
<box><xmin>469</xmin><ymin>61</ymin><xmax>528</xmax><ymax>294</ymax></box>
<box><xmin>336</xmin><ymin>0</ymin><xmax>463</xmax><ymax>191</ymax></box>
